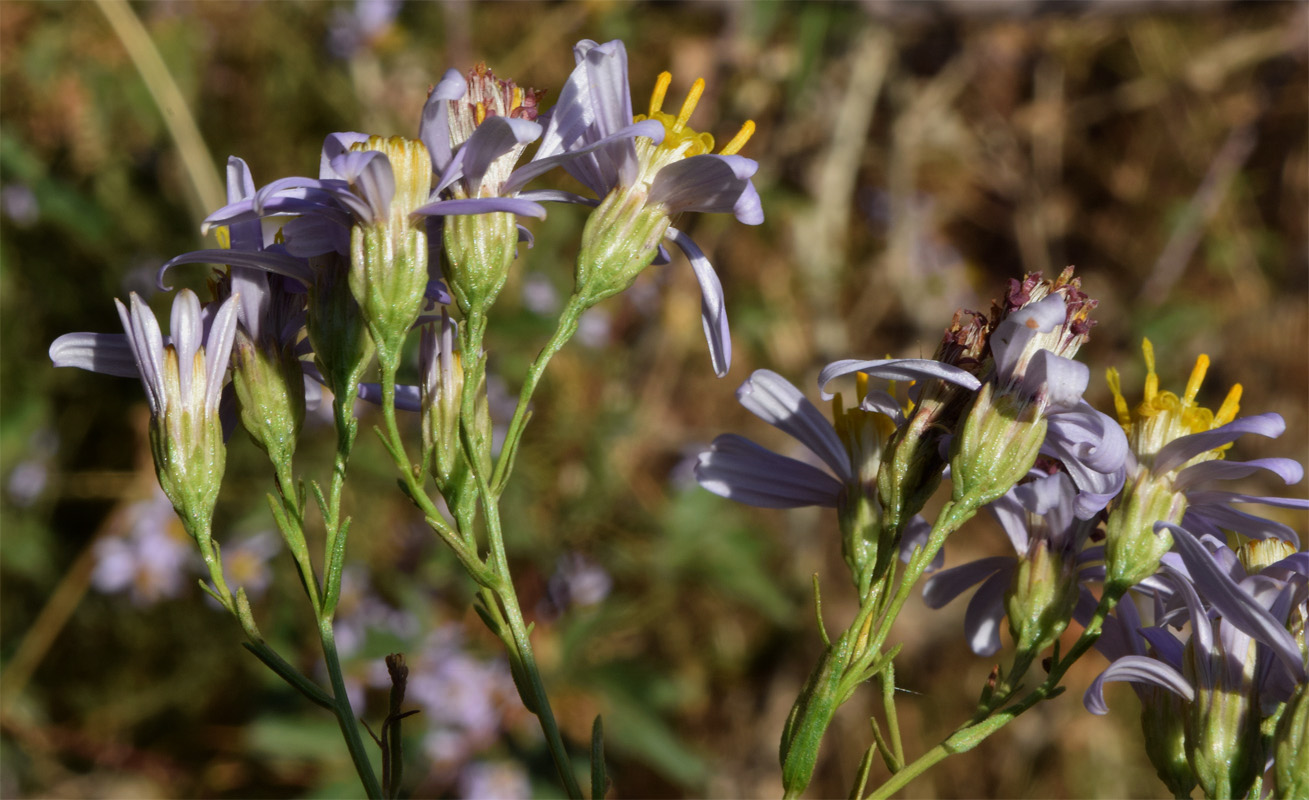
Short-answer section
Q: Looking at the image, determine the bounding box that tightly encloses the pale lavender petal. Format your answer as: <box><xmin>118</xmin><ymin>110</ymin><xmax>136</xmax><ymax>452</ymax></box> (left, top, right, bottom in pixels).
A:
<box><xmin>859</xmin><ymin>390</ymin><xmax>906</xmax><ymax>425</ymax></box>
<box><xmin>1152</xmin><ymin>413</ymin><xmax>1286</xmax><ymax>475</ymax></box>
<box><xmin>49</xmin><ymin>333</ymin><xmax>139</xmax><ymax>378</ymax></box>
<box><xmin>330</xmin><ymin>150</ymin><xmax>394</xmax><ymax>222</ymax></box>
<box><xmin>735</xmin><ymin>369</ymin><xmax>850</xmax><ymax>480</ymax></box>
<box><xmin>1042</xmin><ymin>403</ymin><xmax>1129</xmax><ymax>518</ymax></box>
<box><xmin>356</xmin><ymin>382</ymin><xmax>422</xmax><ymax>412</ymax></box>
<box><xmin>117</xmin><ymin>295</ymin><xmax>164</xmax><ymax>415</ymax></box>
<box><xmin>965</xmin><ymin>569</ymin><xmax>1012</xmax><ymax>656</ymax></box>
<box><xmin>1173</xmin><ymin>457</ymin><xmax>1304</xmax><ymax>492</ymax></box>
<box><xmin>203</xmin><ymin>295</ymin><xmax>240</xmax><ymax>413</ymax></box>
<box><xmin>1183</xmin><ymin>503</ymin><xmax>1301</xmax><ymax>548</ymax></box>
<box><xmin>157</xmin><ymin>248</ymin><xmax>314</xmax><ymax>289</ymax></box>
<box><xmin>321</xmin><ymin>132</ymin><xmax>372</xmax><ymax>178</ymax></box>
<box><xmin>922</xmin><ymin>556</ymin><xmax>1013</xmax><ymax>609</ymax></box>
<box><xmin>515</xmin><ymin>189</ymin><xmax>594</xmax><ymax>206</ymax></box>
<box><xmin>988</xmin><ymin>490</ymin><xmax>1032</xmax><ymax>555</ymax></box>
<box><xmin>898</xmin><ymin>515</ymin><xmax>943</xmax><ymax>571</ymax></box>
<box><xmin>1023</xmin><ymin>350</ymin><xmax>1088</xmax><ymax>411</ymax></box>
<box><xmin>441</xmin><ymin>116</ymin><xmax>541</xmax><ymax>197</ymax></box>
<box><xmin>283</xmin><ymin>215</ymin><xmax>350</xmax><ymax>257</ymax></box>
<box><xmin>170</xmin><ymin>290</ymin><xmax>203</xmax><ymax>407</ymax></box>
<box><xmin>666</xmin><ymin>228</ymin><xmax>731</xmax><ymax>376</ymax></box>
<box><xmin>648</xmin><ymin>155</ymin><xmax>762</xmax><ymax>223</ymax></box>
<box><xmin>412</xmin><ymin>196</ymin><xmax>547</xmax><ymax>220</ymax></box>
<box><xmin>571</xmin><ymin>39</ymin><xmax>638</xmax><ymax>187</ymax></box>
<box><xmin>506</xmin><ymin>120</ymin><xmax>664</xmax><ymax>197</ymax></box>
<box><xmin>1162</xmin><ymin>522</ymin><xmax>1307</xmax><ymax>681</ymax></box>
<box><xmin>695</xmin><ymin>434</ymin><xmax>844</xmax><ymax>508</ymax></box>
<box><xmin>990</xmin><ymin>295</ymin><xmax>1066</xmax><ymax>382</ymax></box>
<box><xmin>1138</xmin><ymin>626</ymin><xmax>1186</xmax><ymax>669</ymax></box>
<box><xmin>419</xmin><ymin>69</ymin><xmax>467</xmax><ymax>173</ymax></box>
<box><xmin>226</xmin><ymin>156</ymin><xmax>255</xmax><ymax>203</ymax></box>
<box><xmin>1083</xmin><ymin>656</ymin><xmax>1193</xmax><ymax>715</ymax></box>
<box><xmin>817</xmin><ymin>358</ymin><xmax>979</xmax><ymax>401</ymax></box>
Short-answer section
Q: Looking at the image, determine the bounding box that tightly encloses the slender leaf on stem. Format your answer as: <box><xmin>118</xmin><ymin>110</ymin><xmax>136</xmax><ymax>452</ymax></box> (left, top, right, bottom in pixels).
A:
<box><xmin>591</xmin><ymin>715</ymin><xmax>608</xmax><ymax>800</ymax></box>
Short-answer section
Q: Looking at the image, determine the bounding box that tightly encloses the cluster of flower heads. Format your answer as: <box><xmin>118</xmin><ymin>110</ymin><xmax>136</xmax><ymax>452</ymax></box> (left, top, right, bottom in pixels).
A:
<box><xmin>696</xmin><ymin>270</ymin><xmax>1308</xmax><ymax>797</ymax></box>
<box><xmin>49</xmin><ymin>40</ymin><xmax>761</xmax><ymax>578</ymax></box>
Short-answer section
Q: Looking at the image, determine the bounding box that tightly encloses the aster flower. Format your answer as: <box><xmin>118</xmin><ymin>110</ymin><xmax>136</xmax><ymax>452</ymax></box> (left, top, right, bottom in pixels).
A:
<box><xmin>696</xmin><ymin>363</ymin><xmax>977</xmax><ymax>581</ymax></box>
<box><xmin>51</xmin><ymin>290</ymin><xmax>239</xmax><ymax>536</ymax></box>
<box><xmin>923</xmin><ymin>471</ymin><xmax>1099</xmax><ymax>657</ymax></box>
<box><xmin>530</xmin><ymin>39</ymin><xmax>762</xmax><ymax>376</ymax></box>
<box><xmin>950</xmin><ymin>275</ymin><xmax>1127</xmax><ymax>510</ymax></box>
<box><xmin>1101</xmin><ymin>338</ymin><xmax>1307</xmax><ymax>591</ymax></box>
<box><xmin>1084</xmin><ymin>524</ymin><xmax>1307</xmax><ymax>799</ymax></box>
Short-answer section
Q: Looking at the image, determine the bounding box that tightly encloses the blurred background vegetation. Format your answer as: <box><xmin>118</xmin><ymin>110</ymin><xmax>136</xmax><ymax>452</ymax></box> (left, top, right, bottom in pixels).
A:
<box><xmin>2</xmin><ymin>1</ymin><xmax>1306</xmax><ymax>797</ymax></box>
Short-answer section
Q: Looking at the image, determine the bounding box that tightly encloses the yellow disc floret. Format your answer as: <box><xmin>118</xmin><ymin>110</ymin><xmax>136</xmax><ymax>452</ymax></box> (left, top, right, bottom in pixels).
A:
<box><xmin>631</xmin><ymin>71</ymin><xmax>756</xmax><ymax>185</ymax></box>
<box><xmin>1106</xmin><ymin>338</ymin><xmax>1243</xmax><ymax>472</ymax></box>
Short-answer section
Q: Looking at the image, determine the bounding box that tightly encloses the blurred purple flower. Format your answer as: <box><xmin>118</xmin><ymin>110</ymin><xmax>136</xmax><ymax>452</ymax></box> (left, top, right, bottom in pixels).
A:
<box><xmin>91</xmin><ymin>489</ymin><xmax>197</xmax><ymax>606</ymax></box>
<box><xmin>221</xmin><ymin>530</ymin><xmax>281</xmax><ymax>598</ymax></box>
<box><xmin>327</xmin><ymin>0</ymin><xmax>401</xmax><ymax>60</ymax></box>
<box><xmin>1</xmin><ymin>183</ymin><xmax>38</xmax><ymax>227</ymax></box>
<box><xmin>458</xmin><ymin>761</ymin><xmax>531</xmax><ymax>800</ymax></box>
<box><xmin>547</xmin><ymin>552</ymin><xmax>612</xmax><ymax>612</ymax></box>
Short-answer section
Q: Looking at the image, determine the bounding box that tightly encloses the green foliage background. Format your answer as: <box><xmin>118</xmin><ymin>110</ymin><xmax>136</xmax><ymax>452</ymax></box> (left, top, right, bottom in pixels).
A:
<box><xmin>2</xmin><ymin>1</ymin><xmax>1306</xmax><ymax>797</ymax></box>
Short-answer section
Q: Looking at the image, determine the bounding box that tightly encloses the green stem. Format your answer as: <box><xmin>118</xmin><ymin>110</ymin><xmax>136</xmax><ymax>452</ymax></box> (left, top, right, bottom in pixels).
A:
<box><xmin>271</xmin><ymin>464</ymin><xmax>323</xmax><ymax>616</ymax></box>
<box><xmin>865</xmin><ymin>587</ymin><xmax>1124</xmax><ymax>799</ymax></box>
<box><xmin>319</xmin><ymin>617</ymin><xmax>383</xmax><ymax>799</ymax></box>
<box><xmin>489</xmin><ymin>295</ymin><xmax>586</xmax><ymax>494</ymax></box>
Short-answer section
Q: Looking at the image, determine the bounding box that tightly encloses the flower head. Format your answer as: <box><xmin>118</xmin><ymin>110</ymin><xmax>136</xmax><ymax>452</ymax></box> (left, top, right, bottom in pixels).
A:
<box><xmin>536</xmin><ymin>39</ymin><xmax>762</xmax><ymax>376</ymax></box>
<box><xmin>1101</xmin><ymin>338</ymin><xmax>1306</xmax><ymax>591</ymax></box>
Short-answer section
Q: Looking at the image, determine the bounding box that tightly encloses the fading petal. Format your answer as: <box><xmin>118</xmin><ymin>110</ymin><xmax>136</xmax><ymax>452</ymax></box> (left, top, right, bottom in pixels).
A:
<box><xmin>440</xmin><ymin>116</ymin><xmax>541</xmax><ymax>196</ymax></box>
<box><xmin>1083</xmin><ymin>656</ymin><xmax>1194</xmax><ymax>715</ymax></box>
<box><xmin>965</xmin><ymin>569</ymin><xmax>1012</xmax><ymax>656</ymax></box>
<box><xmin>357</xmin><ymin>382</ymin><xmax>422</xmax><ymax>412</ymax></box>
<box><xmin>505</xmin><ymin>120</ymin><xmax>664</xmax><ymax>197</ymax></box>
<box><xmin>412</xmin><ymin>196</ymin><xmax>547</xmax><ymax>220</ymax></box>
<box><xmin>922</xmin><ymin>556</ymin><xmax>1013</xmax><ymax>609</ymax></box>
<box><xmin>203</xmin><ymin>295</ymin><xmax>240</xmax><ymax>413</ymax></box>
<box><xmin>818</xmin><ymin>358</ymin><xmax>979</xmax><ymax>401</ymax></box>
<box><xmin>1153</xmin><ymin>413</ymin><xmax>1286</xmax><ymax>475</ymax></box>
<box><xmin>990</xmin><ymin>295</ymin><xmax>1066</xmax><ymax>382</ymax></box>
<box><xmin>170</xmin><ymin>290</ymin><xmax>203</xmax><ymax>407</ymax></box>
<box><xmin>50</xmin><ymin>333</ymin><xmax>140</xmax><ymax>378</ymax></box>
<box><xmin>1174</xmin><ymin>457</ymin><xmax>1304</xmax><ymax>493</ymax></box>
<box><xmin>419</xmin><ymin>69</ymin><xmax>467</xmax><ymax>173</ymax></box>
<box><xmin>735</xmin><ymin>369</ymin><xmax>850</xmax><ymax>480</ymax></box>
<box><xmin>648</xmin><ymin>155</ymin><xmax>762</xmax><ymax>224</ymax></box>
<box><xmin>117</xmin><ymin>295</ymin><xmax>165</xmax><ymax>415</ymax></box>
<box><xmin>158</xmin><ymin>248</ymin><xmax>314</xmax><ymax>289</ymax></box>
<box><xmin>1163</xmin><ymin>522</ymin><xmax>1307</xmax><ymax>681</ymax></box>
<box><xmin>695</xmin><ymin>434</ymin><xmax>844</xmax><ymax>508</ymax></box>
<box><xmin>666</xmin><ymin>228</ymin><xmax>731</xmax><ymax>377</ymax></box>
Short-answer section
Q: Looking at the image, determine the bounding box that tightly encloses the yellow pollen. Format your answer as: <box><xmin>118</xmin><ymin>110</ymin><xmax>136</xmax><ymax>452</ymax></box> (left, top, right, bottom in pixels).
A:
<box><xmin>474</xmin><ymin>101</ymin><xmax>487</xmax><ymax>126</ymax></box>
<box><xmin>1184</xmin><ymin>354</ymin><xmax>1209</xmax><ymax>404</ymax></box>
<box><xmin>1142</xmin><ymin>338</ymin><xmax>1158</xmax><ymax>404</ymax></box>
<box><xmin>719</xmin><ymin>120</ymin><xmax>755</xmax><ymax>155</ymax></box>
<box><xmin>1106</xmin><ymin>367</ymin><xmax>1130</xmax><ymax>426</ymax></box>
<box><xmin>675</xmin><ymin>78</ymin><xmax>706</xmax><ymax>131</ymax></box>
<box><xmin>511</xmin><ymin>87</ymin><xmax>524</xmax><ymax>113</ymax></box>
<box><xmin>1215</xmin><ymin>384</ymin><xmax>1242</xmax><ymax>426</ymax></box>
<box><xmin>649</xmin><ymin>71</ymin><xmax>672</xmax><ymax>117</ymax></box>
<box><xmin>856</xmin><ymin>371</ymin><xmax>869</xmax><ymax>398</ymax></box>
<box><xmin>215</xmin><ymin>226</ymin><xmax>231</xmax><ymax>250</ymax></box>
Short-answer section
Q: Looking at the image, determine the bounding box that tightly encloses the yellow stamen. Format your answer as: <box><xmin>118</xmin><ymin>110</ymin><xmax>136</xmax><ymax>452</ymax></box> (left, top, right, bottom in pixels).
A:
<box><xmin>511</xmin><ymin>86</ymin><xmax>524</xmax><ymax>113</ymax></box>
<box><xmin>1106</xmin><ymin>367</ymin><xmax>1130</xmax><ymax>426</ymax></box>
<box><xmin>675</xmin><ymin>78</ymin><xmax>705</xmax><ymax>131</ymax></box>
<box><xmin>474</xmin><ymin>101</ymin><xmax>487</xmax><ymax>126</ymax></box>
<box><xmin>215</xmin><ymin>225</ymin><xmax>231</xmax><ymax>250</ymax></box>
<box><xmin>719</xmin><ymin>120</ymin><xmax>755</xmax><ymax>155</ymax></box>
<box><xmin>856</xmin><ymin>371</ymin><xmax>869</xmax><ymax>399</ymax></box>
<box><xmin>1142</xmin><ymin>338</ymin><xmax>1158</xmax><ymax>404</ymax></box>
<box><xmin>1215</xmin><ymin>384</ymin><xmax>1242</xmax><ymax>426</ymax></box>
<box><xmin>649</xmin><ymin>71</ymin><xmax>672</xmax><ymax>117</ymax></box>
<box><xmin>1184</xmin><ymin>354</ymin><xmax>1209</xmax><ymax>404</ymax></box>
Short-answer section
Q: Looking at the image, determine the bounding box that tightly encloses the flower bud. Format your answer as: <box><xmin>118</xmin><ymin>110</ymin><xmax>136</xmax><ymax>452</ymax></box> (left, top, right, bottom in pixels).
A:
<box><xmin>951</xmin><ymin>382</ymin><xmax>1048</xmax><ymax>507</ymax></box>
<box><xmin>574</xmin><ymin>187</ymin><xmax>669</xmax><ymax>307</ymax></box>
<box><xmin>348</xmin><ymin>136</ymin><xmax>432</xmax><ymax>368</ymax></box>
<box><xmin>443</xmin><ymin>209</ymin><xmax>519</xmax><ymax>317</ymax></box>
<box><xmin>1140</xmin><ymin>688</ymin><xmax>1196</xmax><ymax>798</ymax></box>
<box><xmin>1102</xmin><ymin>472</ymin><xmax>1184</xmax><ymax>592</ymax></box>
<box><xmin>231</xmin><ymin>328</ymin><xmax>304</xmax><ymax>467</ymax></box>
<box><xmin>307</xmin><ymin>252</ymin><xmax>376</xmax><ymax>404</ymax></box>
<box><xmin>1005</xmin><ymin>538</ymin><xmax>1079</xmax><ymax>657</ymax></box>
